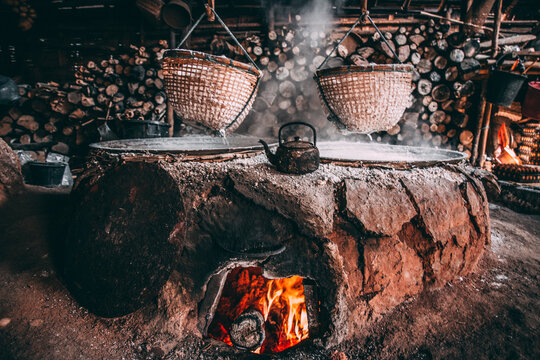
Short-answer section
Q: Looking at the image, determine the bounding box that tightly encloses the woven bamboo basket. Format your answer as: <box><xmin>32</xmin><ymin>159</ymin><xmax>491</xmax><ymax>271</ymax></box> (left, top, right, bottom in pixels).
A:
<box><xmin>163</xmin><ymin>49</ymin><xmax>261</xmax><ymax>133</ymax></box>
<box><xmin>314</xmin><ymin>64</ymin><xmax>413</xmax><ymax>133</ymax></box>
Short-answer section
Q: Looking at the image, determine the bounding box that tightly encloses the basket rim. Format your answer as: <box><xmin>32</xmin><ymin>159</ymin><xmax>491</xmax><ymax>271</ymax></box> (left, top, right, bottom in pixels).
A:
<box><xmin>315</xmin><ymin>63</ymin><xmax>414</xmax><ymax>77</ymax></box>
<box><xmin>164</xmin><ymin>49</ymin><xmax>261</xmax><ymax>78</ymax></box>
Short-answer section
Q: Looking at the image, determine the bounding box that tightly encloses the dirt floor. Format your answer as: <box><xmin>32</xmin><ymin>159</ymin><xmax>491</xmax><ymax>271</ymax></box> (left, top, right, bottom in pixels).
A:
<box><xmin>0</xmin><ymin>188</ymin><xmax>538</xmax><ymax>360</ymax></box>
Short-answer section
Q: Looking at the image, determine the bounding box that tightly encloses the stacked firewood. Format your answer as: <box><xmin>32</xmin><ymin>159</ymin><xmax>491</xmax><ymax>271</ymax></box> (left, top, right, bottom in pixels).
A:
<box><xmin>390</xmin><ymin>20</ymin><xmax>482</xmax><ymax>156</ymax></box>
<box><xmin>72</xmin><ymin>41</ymin><xmax>169</xmax><ymax>122</ymax></box>
<box><xmin>0</xmin><ymin>41</ymin><xmax>169</xmax><ymax>156</ymax></box>
<box><xmin>216</xmin><ymin>18</ymin><xmax>482</xmax><ymax>153</ymax></box>
<box><xmin>1</xmin><ymin>0</ymin><xmax>37</xmax><ymax>31</ymax></box>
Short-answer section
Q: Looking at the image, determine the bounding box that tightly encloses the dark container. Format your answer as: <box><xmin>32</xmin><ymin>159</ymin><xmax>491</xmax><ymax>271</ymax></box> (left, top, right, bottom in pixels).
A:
<box><xmin>27</xmin><ymin>161</ymin><xmax>66</xmax><ymax>188</ymax></box>
<box><xmin>522</xmin><ymin>81</ymin><xmax>540</xmax><ymax>120</ymax></box>
<box><xmin>161</xmin><ymin>0</ymin><xmax>191</xmax><ymax>30</ymax></box>
<box><xmin>485</xmin><ymin>54</ymin><xmax>527</xmax><ymax>107</ymax></box>
<box><xmin>118</xmin><ymin>120</ymin><xmax>170</xmax><ymax>139</ymax></box>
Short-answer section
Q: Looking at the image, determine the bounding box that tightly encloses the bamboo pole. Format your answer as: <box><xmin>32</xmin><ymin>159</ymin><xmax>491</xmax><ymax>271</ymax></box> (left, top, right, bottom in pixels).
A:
<box><xmin>478</xmin><ymin>102</ymin><xmax>494</xmax><ymax>168</ymax></box>
<box><xmin>167</xmin><ymin>30</ymin><xmax>177</xmax><ymax>137</ymax></box>
<box><xmin>419</xmin><ymin>10</ymin><xmax>493</xmax><ymax>32</ymax></box>
<box><xmin>361</xmin><ymin>0</ymin><xmax>368</xmax><ymax>14</ymax></box>
<box><xmin>471</xmin><ymin>79</ymin><xmax>488</xmax><ymax>164</ymax></box>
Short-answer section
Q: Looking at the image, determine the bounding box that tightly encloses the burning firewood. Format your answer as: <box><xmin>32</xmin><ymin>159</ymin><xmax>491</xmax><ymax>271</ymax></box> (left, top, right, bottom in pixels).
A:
<box><xmin>229</xmin><ymin>309</ymin><xmax>266</xmax><ymax>351</ymax></box>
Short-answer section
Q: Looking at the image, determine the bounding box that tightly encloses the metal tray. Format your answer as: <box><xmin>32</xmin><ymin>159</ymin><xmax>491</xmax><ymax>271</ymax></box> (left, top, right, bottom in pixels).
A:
<box><xmin>318</xmin><ymin>141</ymin><xmax>468</xmax><ymax>167</ymax></box>
<box><xmin>89</xmin><ymin>135</ymin><xmax>276</xmax><ymax>155</ymax></box>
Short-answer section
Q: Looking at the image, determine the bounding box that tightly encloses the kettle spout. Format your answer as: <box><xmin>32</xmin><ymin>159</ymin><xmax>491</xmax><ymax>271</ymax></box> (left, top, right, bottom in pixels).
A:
<box><xmin>259</xmin><ymin>139</ymin><xmax>278</xmax><ymax>166</ymax></box>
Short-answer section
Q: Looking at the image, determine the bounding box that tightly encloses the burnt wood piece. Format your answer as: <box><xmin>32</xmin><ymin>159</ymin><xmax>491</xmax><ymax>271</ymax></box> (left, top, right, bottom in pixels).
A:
<box><xmin>303</xmin><ymin>280</ymin><xmax>320</xmax><ymax>338</ymax></box>
<box><xmin>229</xmin><ymin>309</ymin><xmax>266</xmax><ymax>351</ymax></box>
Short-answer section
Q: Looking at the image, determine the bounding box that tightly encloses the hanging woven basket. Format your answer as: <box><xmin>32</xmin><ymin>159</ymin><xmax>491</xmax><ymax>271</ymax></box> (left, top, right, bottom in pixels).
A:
<box><xmin>313</xmin><ymin>13</ymin><xmax>413</xmax><ymax>134</ymax></box>
<box><xmin>162</xmin><ymin>5</ymin><xmax>261</xmax><ymax>134</ymax></box>
<box><xmin>315</xmin><ymin>64</ymin><xmax>413</xmax><ymax>133</ymax></box>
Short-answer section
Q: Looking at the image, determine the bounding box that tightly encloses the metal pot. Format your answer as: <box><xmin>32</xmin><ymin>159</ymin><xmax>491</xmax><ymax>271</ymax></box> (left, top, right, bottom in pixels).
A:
<box><xmin>259</xmin><ymin>122</ymin><xmax>319</xmax><ymax>174</ymax></box>
<box><xmin>486</xmin><ymin>54</ymin><xmax>527</xmax><ymax>107</ymax></box>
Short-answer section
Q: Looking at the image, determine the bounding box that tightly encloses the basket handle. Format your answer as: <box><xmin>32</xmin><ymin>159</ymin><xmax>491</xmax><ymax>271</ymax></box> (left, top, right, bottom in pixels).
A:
<box><xmin>176</xmin><ymin>4</ymin><xmax>260</xmax><ymax>72</ymax></box>
<box><xmin>317</xmin><ymin>11</ymin><xmax>402</xmax><ymax>71</ymax></box>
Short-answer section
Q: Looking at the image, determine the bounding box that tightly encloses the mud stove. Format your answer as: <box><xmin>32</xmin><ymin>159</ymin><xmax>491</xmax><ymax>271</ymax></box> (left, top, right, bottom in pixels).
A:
<box><xmin>62</xmin><ymin>136</ymin><xmax>490</xmax><ymax>355</ymax></box>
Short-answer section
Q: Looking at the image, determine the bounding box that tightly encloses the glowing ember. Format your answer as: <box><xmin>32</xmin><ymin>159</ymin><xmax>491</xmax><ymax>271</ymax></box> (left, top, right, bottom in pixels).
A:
<box><xmin>207</xmin><ymin>267</ymin><xmax>310</xmax><ymax>354</ymax></box>
<box><xmin>495</xmin><ymin>123</ymin><xmax>521</xmax><ymax>165</ymax></box>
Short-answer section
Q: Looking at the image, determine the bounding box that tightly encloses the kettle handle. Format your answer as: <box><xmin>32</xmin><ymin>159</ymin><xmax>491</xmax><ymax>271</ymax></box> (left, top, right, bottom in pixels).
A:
<box><xmin>278</xmin><ymin>122</ymin><xmax>317</xmax><ymax>146</ymax></box>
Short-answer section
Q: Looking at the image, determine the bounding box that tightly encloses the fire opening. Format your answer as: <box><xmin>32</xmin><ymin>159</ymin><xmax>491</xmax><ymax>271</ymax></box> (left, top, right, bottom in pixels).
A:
<box><xmin>207</xmin><ymin>267</ymin><xmax>311</xmax><ymax>354</ymax></box>
<box><xmin>495</xmin><ymin>122</ymin><xmax>521</xmax><ymax>165</ymax></box>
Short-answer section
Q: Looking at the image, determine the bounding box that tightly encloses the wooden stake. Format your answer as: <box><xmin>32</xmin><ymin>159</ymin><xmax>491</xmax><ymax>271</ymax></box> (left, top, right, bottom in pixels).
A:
<box><xmin>478</xmin><ymin>102</ymin><xmax>494</xmax><ymax>168</ymax></box>
<box><xmin>471</xmin><ymin>79</ymin><xmax>488</xmax><ymax>164</ymax></box>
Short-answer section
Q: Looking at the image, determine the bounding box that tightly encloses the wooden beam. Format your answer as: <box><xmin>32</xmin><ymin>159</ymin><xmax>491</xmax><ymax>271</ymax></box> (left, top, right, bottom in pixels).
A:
<box><xmin>419</xmin><ymin>10</ymin><xmax>493</xmax><ymax>32</ymax></box>
<box><xmin>480</xmin><ymin>34</ymin><xmax>537</xmax><ymax>48</ymax></box>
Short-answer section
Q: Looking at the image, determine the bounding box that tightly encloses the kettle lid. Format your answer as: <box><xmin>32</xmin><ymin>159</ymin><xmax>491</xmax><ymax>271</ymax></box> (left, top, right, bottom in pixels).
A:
<box><xmin>281</xmin><ymin>137</ymin><xmax>315</xmax><ymax>149</ymax></box>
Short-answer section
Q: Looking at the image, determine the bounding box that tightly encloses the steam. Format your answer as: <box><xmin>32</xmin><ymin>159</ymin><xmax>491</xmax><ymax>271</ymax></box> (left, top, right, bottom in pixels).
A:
<box><xmin>240</xmin><ymin>0</ymin><xmax>368</xmax><ymax>142</ymax></box>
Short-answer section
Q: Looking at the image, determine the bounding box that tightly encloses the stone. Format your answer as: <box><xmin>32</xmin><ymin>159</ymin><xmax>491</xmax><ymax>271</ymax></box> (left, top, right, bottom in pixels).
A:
<box><xmin>0</xmin><ymin>138</ymin><xmax>24</xmax><ymax>204</ymax></box>
<box><xmin>400</xmin><ymin>170</ymin><xmax>470</xmax><ymax>245</ymax></box>
<box><xmin>362</xmin><ymin>235</ymin><xmax>423</xmax><ymax>316</ymax></box>
<box><xmin>345</xmin><ymin>175</ymin><xmax>416</xmax><ymax>236</ymax></box>
<box><xmin>230</xmin><ymin>164</ymin><xmax>335</xmax><ymax>238</ymax></box>
<box><xmin>30</xmin><ymin>319</ymin><xmax>44</xmax><ymax>327</ymax></box>
<box><xmin>0</xmin><ymin>318</ymin><xmax>11</xmax><ymax>328</ymax></box>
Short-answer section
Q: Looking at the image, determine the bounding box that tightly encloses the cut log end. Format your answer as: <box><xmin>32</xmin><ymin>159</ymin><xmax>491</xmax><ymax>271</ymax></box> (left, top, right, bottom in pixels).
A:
<box><xmin>230</xmin><ymin>309</ymin><xmax>266</xmax><ymax>351</ymax></box>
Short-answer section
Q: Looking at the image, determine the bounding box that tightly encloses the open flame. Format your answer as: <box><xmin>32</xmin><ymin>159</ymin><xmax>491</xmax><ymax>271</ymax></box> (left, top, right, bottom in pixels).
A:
<box><xmin>495</xmin><ymin>123</ymin><xmax>521</xmax><ymax>165</ymax></box>
<box><xmin>260</xmin><ymin>276</ymin><xmax>309</xmax><ymax>352</ymax></box>
<box><xmin>207</xmin><ymin>267</ymin><xmax>309</xmax><ymax>354</ymax></box>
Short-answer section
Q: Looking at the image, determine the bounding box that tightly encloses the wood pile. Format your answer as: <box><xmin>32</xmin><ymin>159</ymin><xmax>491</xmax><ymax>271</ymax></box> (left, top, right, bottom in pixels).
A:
<box><xmin>2</xmin><ymin>0</ymin><xmax>37</xmax><ymax>31</ymax></box>
<box><xmin>0</xmin><ymin>41</ymin><xmax>169</xmax><ymax>156</ymax></box>
<box><xmin>1</xmin><ymin>15</ymin><xmax>535</xmax><ymax>157</ymax></box>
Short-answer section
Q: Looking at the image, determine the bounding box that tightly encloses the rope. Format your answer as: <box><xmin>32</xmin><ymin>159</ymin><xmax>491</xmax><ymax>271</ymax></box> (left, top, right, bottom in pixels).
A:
<box><xmin>365</xmin><ymin>13</ymin><xmax>402</xmax><ymax>64</ymax></box>
<box><xmin>173</xmin><ymin>5</ymin><xmax>261</xmax><ymax>134</ymax></box>
<box><xmin>177</xmin><ymin>12</ymin><xmax>205</xmax><ymax>49</ymax></box>
<box><xmin>176</xmin><ymin>7</ymin><xmax>260</xmax><ymax>72</ymax></box>
<box><xmin>317</xmin><ymin>11</ymin><xmax>402</xmax><ymax>71</ymax></box>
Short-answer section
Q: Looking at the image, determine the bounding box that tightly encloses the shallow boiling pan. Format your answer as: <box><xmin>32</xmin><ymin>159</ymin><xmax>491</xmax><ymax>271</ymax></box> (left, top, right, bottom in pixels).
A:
<box><xmin>317</xmin><ymin>141</ymin><xmax>468</xmax><ymax>169</ymax></box>
<box><xmin>89</xmin><ymin>135</ymin><xmax>276</xmax><ymax>156</ymax></box>
<box><xmin>90</xmin><ymin>136</ymin><xmax>467</xmax><ymax>169</ymax></box>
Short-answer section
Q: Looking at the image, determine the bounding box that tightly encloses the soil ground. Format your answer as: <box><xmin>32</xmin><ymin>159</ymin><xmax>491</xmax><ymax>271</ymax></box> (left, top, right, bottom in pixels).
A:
<box><xmin>0</xmin><ymin>187</ymin><xmax>538</xmax><ymax>360</ymax></box>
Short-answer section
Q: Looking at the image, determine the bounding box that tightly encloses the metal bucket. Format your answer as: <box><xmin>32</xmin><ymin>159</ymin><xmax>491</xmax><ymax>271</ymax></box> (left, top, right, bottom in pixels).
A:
<box><xmin>485</xmin><ymin>54</ymin><xmax>527</xmax><ymax>107</ymax></box>
<box><xmin>522</xmin><ymin>81</ymin><xmax>540</xmax><ymax>120</ymax></box>
<box><xmin>26</xmin><ymin>161</ymin><xmax>66</xmax><ymax>188</ymax></box>
<box><xmin>117</xmin><ymin>119</ymin><xmax>170</xmax><ymax>139</ymax></box>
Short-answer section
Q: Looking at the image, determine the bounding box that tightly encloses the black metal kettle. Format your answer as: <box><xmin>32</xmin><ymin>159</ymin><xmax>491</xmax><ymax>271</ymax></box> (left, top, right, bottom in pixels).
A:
<box><xmin>259</xmin><ymin>122</ymin><xmax>320</xmax><ymax>174</ymax></box>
